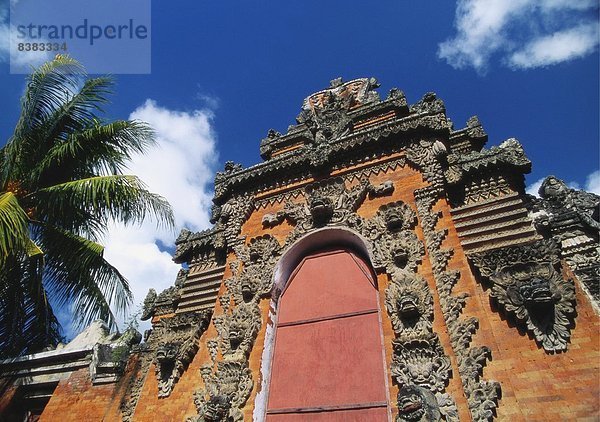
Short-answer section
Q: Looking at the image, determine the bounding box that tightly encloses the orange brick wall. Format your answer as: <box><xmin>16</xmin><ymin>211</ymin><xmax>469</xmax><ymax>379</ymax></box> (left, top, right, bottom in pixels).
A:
<box><xmin>17</xmin><ymin>156</ymin><xmax>598</xmax><ymax>421</ymax></box>
<box><xmin>126</xmin><ymin>259</ymin><xmax>237</xmax><ymax>421</ymax></box>
<box><xmin>40</xmin><ymin>368</ymin><xmax>121</xmax><ymax>421</ymax></box>
<box><xmin>434</xmin><ymin>192</ymin><xmax>600</xmax><ymax>421</ymax></box>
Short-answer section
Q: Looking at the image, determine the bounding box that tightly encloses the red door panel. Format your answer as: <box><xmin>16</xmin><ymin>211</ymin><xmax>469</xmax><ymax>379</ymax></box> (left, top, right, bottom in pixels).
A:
<box><xmin>266</xmin><ymin>407</ymin><xmax>388</xmax><ymax>422</ymax></box>
<box><xmin>266</xmin><ymin>250</ymin><xmax>388</xmax><ymax>421</ymax></box>
<box><xmin>277</xmin><ymin>251</ymin><xmax>378</xmax><ymax>325</ymax></box>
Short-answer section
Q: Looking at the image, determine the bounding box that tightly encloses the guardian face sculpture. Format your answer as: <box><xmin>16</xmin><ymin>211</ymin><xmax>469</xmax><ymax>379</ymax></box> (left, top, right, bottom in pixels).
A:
<box><xmin>396</xmin><ymin>385</ymin><xmax>441</xmax><ymax>422</ymax></box>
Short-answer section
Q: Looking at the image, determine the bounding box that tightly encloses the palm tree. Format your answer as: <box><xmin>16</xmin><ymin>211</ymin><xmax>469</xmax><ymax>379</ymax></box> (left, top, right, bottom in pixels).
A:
<box><xmin>0</xmin><ymin>55</ymin><xmax>174</xmax><ymax>358</ymax></box>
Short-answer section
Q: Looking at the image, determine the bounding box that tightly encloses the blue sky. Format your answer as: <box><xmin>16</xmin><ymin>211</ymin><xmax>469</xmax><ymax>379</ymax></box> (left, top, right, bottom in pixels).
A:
<box><xmin>1</xmin><ymin>1</ymin><xmax>598</xmax><ymax>337</ymax></box>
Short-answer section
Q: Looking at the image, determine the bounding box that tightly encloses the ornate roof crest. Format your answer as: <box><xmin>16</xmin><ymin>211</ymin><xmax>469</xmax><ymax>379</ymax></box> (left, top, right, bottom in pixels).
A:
<box><xmin>296</xmin><ymin>77</ymin><xmax>381</xmax><ymax>143</ymax></box>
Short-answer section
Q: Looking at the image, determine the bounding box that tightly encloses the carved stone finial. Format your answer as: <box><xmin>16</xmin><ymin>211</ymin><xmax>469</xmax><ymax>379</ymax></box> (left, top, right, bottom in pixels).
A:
<box><xmin>467</xmin><ymin>116</ymin><xmax>481</xmax><ymax>128</ymax></box>
<box><xmin>141</xmin><ymin>289</ymin><xmax>157</xmax><ymax>321</ymax></box>
<box><xmin>224</xmin><ymin>161</ymin><xmax>242</xmax><ymax>173</ymax></box>
<box><xmin>410</xmin><ymin>92</ymin><xmax>445</xmax><ymax>114</ymax></box>
<box><xmin>387</xmin><ymin>87</ymin><xmax>405</xmax><ymax>100</ymax></box>
<box><xmin>538</xmin><ymin>176</ymin><xmax>600</xmax><ymax>232</ymax></box>
<box><xmin>330</xmin><ymin>77</ymin><xmax>343</xmax><ymax>88</ymax></box>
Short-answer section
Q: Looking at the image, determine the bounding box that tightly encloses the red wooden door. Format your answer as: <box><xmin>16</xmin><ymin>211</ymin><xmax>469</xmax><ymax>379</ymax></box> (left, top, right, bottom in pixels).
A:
<box><xmin>266</xmin><ymin>249</ymin><xmax>388</xmax><ymax>421</ymax></box>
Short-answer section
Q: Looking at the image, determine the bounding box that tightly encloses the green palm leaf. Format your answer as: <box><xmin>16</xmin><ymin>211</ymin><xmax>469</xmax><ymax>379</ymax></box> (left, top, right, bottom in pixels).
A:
<box><xmin>0</xmin><ymin>192</ymin><xmax>30</xmax><ymax>264</ymax></box>
<box><xmin>0</xmin><ymin>55</ymin><xmax>175</xmax><ymax>357</ymax></box>
<box><xmin>0</xmin><ymin>252</ymin><xmax>59</xmax><ymax>358</ymax></box>
<box><xmin>34</xmin><ymin>174</ymin><xmax>174</xmax><ymax>234</ymax></box>
<box><xmin>35</xmin><ymin>224</ymin><xmax>131</xmax><ymax>330</ymax></box>
<box><xmin>33</xmin><ymin>120</ymin><xmax>155</xmax><ymax>188</ymax></box>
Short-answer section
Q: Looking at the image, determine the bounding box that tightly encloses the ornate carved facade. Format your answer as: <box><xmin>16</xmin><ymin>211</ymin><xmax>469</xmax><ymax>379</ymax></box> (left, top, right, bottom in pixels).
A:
<box><xmin>1</xmin><ymin>77</ymin><xmax>598</xmax><ymax>421</ymax></box>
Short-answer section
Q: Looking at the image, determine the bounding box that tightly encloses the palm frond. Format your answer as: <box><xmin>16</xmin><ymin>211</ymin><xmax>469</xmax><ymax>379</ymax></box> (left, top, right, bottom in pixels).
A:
<box><xmin>41</xmin><ymin>76</ymin><xmax>113</xmax><ymax>143</ymax></box>
<box><xmin>0</xmin><ymin>252</ymin><xmax>60</xmax><ymax>358</ymax></box>
<box><xmin>1</xmin><ymin>56</ymin><xmax>174</xmax><ymax>356</ymax></box>
<box><xmin>17</xmin><ymin>77</ymin><xmax>115</xmax><ymax>189</ymax></box>
<box><xmin>33</xmin><ymin>175</ymin><xmax>175</xmax><ymax>234</ymax></box>
<box><xmin>0</xmin><ymin>192</ymin><xmax>30</xmax><ymax>265</ymax></box>
<box><xmin>32</xmin><ymin>120</ymin><xmax>155</xmax><ymax>188</ymax></box>
<box><xmin>2</xmin><ymin>56</ymin><xmax>84</xmax><ymax>185</ymax></box>
<box><xmin>34</xmin><ymin>224</ymin><xmax>131</xmax><ymax>330</ymax></box>
<box><xmin>15</xmin><ymin>55</ymin><xmax>84</xmax><ymax>137</ymax></box>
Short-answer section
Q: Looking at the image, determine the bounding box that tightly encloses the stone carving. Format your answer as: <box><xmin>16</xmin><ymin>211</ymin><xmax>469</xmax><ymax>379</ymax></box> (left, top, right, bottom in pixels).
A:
<box><xmin>261</xmin><ymin>178</ymin><xmax>376</xmax><ymax>239</ymax></box>
<box><xmin>141</xmin><ymin>288</ymin><xmax>157</xmax><ymax>321</ymax></box>
<box><xmin>391</xmin><ymin>340</ymin><xmax>459</xmax><ymax>421</ymax></box>
<box><xmin>369</xmin><ymin>180</ymin><xmax>395</xmax><ymax>197</ymax></box>
<box><xmin>254</xmin><ymin>156</ymin><xmax>406</xmax><ymax>210</ymax></box>
<box><xmin>90</xmin><ymin>328</ymin><xmax>142</xmax><ymax>385</ymax></box>
<box><xmin>385</xmin><ymin>272</ymin><xmax>433</xmax><ymax>340</ymax></box>
<box><xmin>290</xmin><ymin>77</ymin><xmax>379</xmax><ymax>168</ymax></box>
<box><xmin>297</xmin><ymin>91</ymin><xmax>353</xmax><ymax>143</ymax></box>
<box><xmin>259</xmin><ymin>129</ymin><xmax>282</xmax><ymax>160</ymax></box>
<box><xmin>139</xmin><ymin>80</ymin><xmax>553</xmax><ymax>420</ymax></box>
<box><xmin>471</xmin><ymin>241</ymin><xmax>576</xmax><ymax>352</ymax></box>
<box><xmin>119</xmin><ymin>311</ymin><xmax>212</xmax><ymax>420</ymax></box>
<box><xmin>213</xmin><ymin>302</ymin><xmax>261</xmax><ymax>361</ymax></box>
<box><xmin>139</xmin><ymin>269</ymin><xmax>188</xmax><ymax>320</ymax></box>
<box><xmin>396</xmin><ymin>384</ymin><xmax>442</xmax><ymax>422</ymax></box>
<box><xmin>457</xmin><ymin>345</ymin><xmax>500</xmax><ymax>419</ymax></box>
<box><xmin>262</xmin><ymin>178</ymin><xmax>397</xmax><ymax>232</ymax></box>
<box><xmin>212</xmin><ymin>194</ymin><xmax>255</xmax><ymax>249</ymax></box>
<box><xmin>531</xmin><ymin>176</ymin><xmax>600</xmax><ymax>303</ymax></box>
<box><xmin>414</xmin><ymin>186</ymin><xmax>500</xmax><ymax>421</ymax></box>
<box><xmin>538</xmin><ymin>176</ymin><xmax>600</xmax><ymax>230</ymax></box>
<box><xmin>152</xmin><ymin>311</ymin><xmax>212</xmax><ymax>398</ymax></box>
<box><xmin>302</xmin><ymin>177</ymin><xmax>371</xmax><ymax>227</ymax></box>
<box><xmin>409</xmin><ymin>92</ymin><xmax>445</xmax><ymax>115</ymax></box>
<box><xmin>214</xmin><ymin>161</ymin><xmax>244</xmax><ymax>186</ymax></box>
<box><xmin>190</xmin><ymin>361</ymin><xmax>253</xmax><ymax>422</ymax></box>
<box><xmin>237</xmin><ymin>235</ymin><xmax>281</xmax><ymax>299</ymax></box>
<box><xmin>173</xmin><ymin>228</ymin><xmax>226</xmax><ymax>265</ymax></box>
<box><xmin>466</xmin><ymin>380</ymin><xmax>502</xmax><ymax>422</ymax></box>
<box><xmin>119</xmin><ymin>344</ymin><xmax>154</xmax><ymax>422</ymax></box>
<box><xmin>379</xmin><ymin>200</ymin><xmax>419</xmax><ymax>231</ymax></box>
<box><xmin>466</xmin><ymin>116</ymin><xmax>487</xmax><ymax>139</ymax></box>
<box><xmin>391</xmin><ymin>337</ymin><xmax>451</xmax><ymax>394</ymax></box>
<box><xmin>445</xmin><ymin>138</ymin><xmax>531</xmax><ymax>203</ymax></box>
<box><xmin>361</xmin><ymin>201</ymin><xmax>423</xmax><ymax>272</ymax></box>
<box><xmin>406</xmin><ymin>140</ymin><xmax>447</xmax><ymax>186</ymax></box>
<box><xmin>367</xmin><ymin>198</ymin><xmax>458</xmax><ymax>420</ymax></box>
<box><xmin>211</xmin><ymin>80</ymin><xmax>458</xmax><ymax>202</ymax></box>
<box><xmin>298</xmin><ymin>77</ymin><xmax>381</xmax><ymax>142</ymax></box>
<box><xmin>190</xmin><ymin>235</ymin><xmax>282</xmax><ymax>421</ymax></box>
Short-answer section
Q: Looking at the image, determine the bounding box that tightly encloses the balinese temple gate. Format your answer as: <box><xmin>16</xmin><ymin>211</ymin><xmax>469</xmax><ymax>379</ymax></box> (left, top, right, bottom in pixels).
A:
<box><xmin>1</xmin><ymin>77</ymin><xmax>598</xmax><ymax>421</ymax></box>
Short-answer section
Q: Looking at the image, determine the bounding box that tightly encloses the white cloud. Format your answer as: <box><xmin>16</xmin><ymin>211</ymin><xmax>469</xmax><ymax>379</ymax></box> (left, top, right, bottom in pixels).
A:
<box><xmin>0</xmin><ymin>2</ymin><xmax>53</xmax><ymax>68</ymax></box>
<box><xmin>509</xmin><ymin>23</ymin><xmax>599</xmax><ymax>69</ymax></box>
<box><xmin>526</xmin><ymin>177</ymin><xmax>545</xmax><ymax>196</ymax></box>
<box><xmin>584</xmin><ymin>169</ymin><xmax>600</xmax><ymax>194</ymax></box>
<box><xmin>101</xmin><ymin>100</ymin><xmax>218</xmax><ymax>333</ymax></box>
<box><xmin>439</xmin><ymin>0</ymin><xmax>599</xmax><ymax>72</ymax></box>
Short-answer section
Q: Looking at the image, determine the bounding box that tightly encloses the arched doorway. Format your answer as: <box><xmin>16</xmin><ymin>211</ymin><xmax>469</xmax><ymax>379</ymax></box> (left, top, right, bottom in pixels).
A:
<box><xmin>265</xmin><ymin>248</ymin><xmax>389</xmax><ymax>421</ymax></box>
